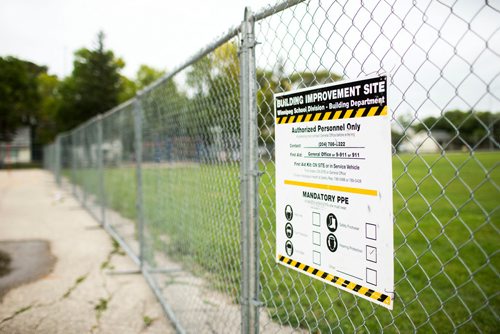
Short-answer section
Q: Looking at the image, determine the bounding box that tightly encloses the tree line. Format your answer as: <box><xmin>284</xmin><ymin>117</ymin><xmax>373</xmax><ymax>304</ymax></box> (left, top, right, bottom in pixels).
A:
<box><xmin>0</xmin><ymin>32</ymin><xmax>164</xmax><ymax>160</ymax></box>
<box><xmin>1</xmin><ymin>32</ymin><xmax>498</xmax><ymax>162</ymax></box>
<box><xmin>393</xmin><ymin>110</ymin><xmax>499</xmax><ymax>151</ymax></box>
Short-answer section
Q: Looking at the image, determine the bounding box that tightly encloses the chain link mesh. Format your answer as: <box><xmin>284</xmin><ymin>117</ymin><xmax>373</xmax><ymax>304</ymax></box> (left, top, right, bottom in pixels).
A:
<box><xmin>77</xmin><ymin>120</ymin><xmax>102</xmax><ymax>221</ymax></box>
<box><xmin>255</xmin><ymin>1</ymin><xmax>499</xmax><ymax>333</ymax></box>
<box><xmin>138</xmin><ymin>36</ymin><xmax>244</xmax><ymax>332</ymax></box>
<box><xmin>100</xmin><ymin>101</ymin><xmax>140</xmax><ymax>256</ymax></box>
<box><xmin>43</xmin><ymin>0</ymin><xmax>499</xmax><ymax>332</ymax></box>
<box><xmin>58</xmin><ymin>133</ymin><xmax>72</xmax><ymax>190</ymax></box>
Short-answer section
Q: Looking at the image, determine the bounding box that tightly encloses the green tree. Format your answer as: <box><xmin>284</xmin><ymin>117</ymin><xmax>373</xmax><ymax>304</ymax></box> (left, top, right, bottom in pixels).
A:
<box><xmin>117</xmin><ymin>75</ymin><xmax>136</xmax><ymax>103</ymax></box>
<box><xmin>116</xmin><ymin>65</ymin><xmax>166</xmax><ymax>104</ymax></box>
<box><xmin>58</xmin><ymin>31</ymin><xmax>124</xmax><ymax>131</ymax></box>
<box><xmin>0</xmin><ymin>56</ymin><xmax>45</xmax><ymax>141</ymax></box>
<box><xmin>35</xmin><ymin>72</ymin><xmax>60</xmax><ymax>145</ymax></box>
<box><xmin>185</xmin><ymin>42</ymin><xmax>240</xmax><ymax>140</ymax></box>
<box><xmin>136</xmin><ymin>65</ymin><xmax>165</xmax><ymax>90</ymax></box>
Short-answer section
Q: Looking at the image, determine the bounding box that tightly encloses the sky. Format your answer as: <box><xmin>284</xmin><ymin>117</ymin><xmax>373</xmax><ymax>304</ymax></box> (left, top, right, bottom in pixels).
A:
<box><xmin>253</xmin><ymin>0</ymin><xmax>500</xmax><ymax>117</ymax></box>
<box><xmin>0</xmin><ymin>0</ymin><xmax>271</xmax><ymax>78</ymax></box>
<box><xmin>1</xmin><ymin>0</ymin><xmax>499</xmax><ymax>117</ymax></box>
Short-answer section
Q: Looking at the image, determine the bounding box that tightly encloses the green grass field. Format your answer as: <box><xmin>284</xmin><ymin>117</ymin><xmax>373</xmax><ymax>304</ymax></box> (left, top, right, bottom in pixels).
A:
<box><xmin>67</xmin><ymin>151</ymin><xmax>499</xmax><ymax>332</ymax></box>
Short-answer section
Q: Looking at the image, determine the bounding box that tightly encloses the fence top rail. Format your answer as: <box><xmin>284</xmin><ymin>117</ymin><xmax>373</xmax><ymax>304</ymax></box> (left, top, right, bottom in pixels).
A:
<box><xmin>75</xmin><ymin>112</ymin><xmax>101</xmax><ymax>132</ymax></box>
<box><xmin>63</xmin><ymin>113</ymin><xmax>98</xmax><ymax>136</ymax></box>
<box><xmin>253</xmin><ymin>0</ymin><xmax>305</xmax><ymax>22</ymax></box>
<box><xmin>100</xmin><ymin>97</ymin><xmax>136</xmax><ymax>121</ymax></box>
<box><xmin>56</xmin><ymin>131</ymin><xmax>70</xmax><ymax>141</ymax></box>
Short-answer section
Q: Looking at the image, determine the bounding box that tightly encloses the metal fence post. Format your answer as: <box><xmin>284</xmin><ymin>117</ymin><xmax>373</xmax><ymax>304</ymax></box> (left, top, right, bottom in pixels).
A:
<box><xmin>71</xmin><ymin>131</ymin><xmax>76</xmax><ymax>196</ymax></box>
<box><xmin>80</xmin><ymin>128</ymin><xmax>87</xmax><ymax>207</ymax></box>
<box><xmin>240</xmin><ymin>7</ymin><xmax>260</xmax><ymax>334</ymax></box>
<box><xmin>97</xmin><ymin>115</ymin><xmax>106</xmax><ymax>226</ymax></box>
<box><xmin>55</xmin><ymin>135</ymin><xmax>61</xmax><ymax>185</ymax></box>
<box><xmin>134</xmin><ymin>98</ymin><xmax>145</xmax><ymax>269</ymax></box>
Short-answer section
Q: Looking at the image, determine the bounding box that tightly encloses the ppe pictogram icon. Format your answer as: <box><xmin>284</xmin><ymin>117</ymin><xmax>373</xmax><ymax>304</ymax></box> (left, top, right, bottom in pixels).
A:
<box><xmin>285</xmin><ymin>205</ymin><xmax>293</xmax><ymax>221</ymax></box>
<box><xmin>326</xmin><ymin>233</ymin><xmax>338</xmax><ymax>252</ymax></box>
<box><xmin>285</xmin><ymin>240</ymin><xmax>294</xmax><ymax>256</ymax></box>
<box><xmin>326</xmin><ymin>213</ymin><xmax>338</xmax><ymax>232</ymax></box>
<box><xmin>285</xmin><ymin>222</ymin><xmax>293</xmax><ymax>238</ymax></box>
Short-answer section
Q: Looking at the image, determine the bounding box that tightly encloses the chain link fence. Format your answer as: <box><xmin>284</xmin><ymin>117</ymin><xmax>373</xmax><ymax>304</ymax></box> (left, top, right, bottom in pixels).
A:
<box><xmin>44</xmin><ymin>0</ymin><xmax>499</xmax><ymax>333</ymax></box>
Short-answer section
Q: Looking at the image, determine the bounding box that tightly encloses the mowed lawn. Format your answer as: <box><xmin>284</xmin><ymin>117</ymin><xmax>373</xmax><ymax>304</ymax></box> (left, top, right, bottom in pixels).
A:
<box><xmin>68</xmin><ymin>151</ymin><xmax>499</xmax><ymax>333</ymax></box>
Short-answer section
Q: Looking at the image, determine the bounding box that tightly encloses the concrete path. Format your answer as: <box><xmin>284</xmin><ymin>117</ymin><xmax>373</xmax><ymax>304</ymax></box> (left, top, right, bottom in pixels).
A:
<box><xmin>0</xmin><ymin>170</ymin><xmax>174</xmax><ymax>334</ymax></box>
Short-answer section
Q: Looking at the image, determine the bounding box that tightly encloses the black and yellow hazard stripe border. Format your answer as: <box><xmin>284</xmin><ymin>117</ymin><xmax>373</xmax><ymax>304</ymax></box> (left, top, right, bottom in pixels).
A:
<box><xmin>277</xmin><ymin>254</ymin><xmax>392</xmax><ymax>307</ymax></box>
<box><xmin>276</xmin><ymin>105</ymin><xmax>387</xmax><ymax>124</ymax></box>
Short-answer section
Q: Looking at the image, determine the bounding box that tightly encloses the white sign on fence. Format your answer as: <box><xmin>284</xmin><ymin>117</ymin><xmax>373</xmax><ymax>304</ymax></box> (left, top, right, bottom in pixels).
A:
<box><xmin>274</xmin><ymin>75</ymin><xmax>394</xmax><ymax>309</ymax></box>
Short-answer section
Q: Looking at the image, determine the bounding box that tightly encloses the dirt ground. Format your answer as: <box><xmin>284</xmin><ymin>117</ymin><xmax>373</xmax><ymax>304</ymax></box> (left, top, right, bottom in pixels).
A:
<box><xmin>0</xmin><ymin>169</ymin><xmax>174</xmax><ymax>333</ymax></box>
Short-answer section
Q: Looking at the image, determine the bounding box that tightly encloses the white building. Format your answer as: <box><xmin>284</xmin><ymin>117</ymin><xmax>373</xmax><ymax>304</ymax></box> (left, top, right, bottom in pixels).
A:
<box><xmin>0</xmin><ymin>127</ymin><xmax>31</xmax><ymax>164</ymax></box>
<box><xmin>398</xmin><ymin>129</ymin><xmax>451</xmax><ymax>153</ymax></box>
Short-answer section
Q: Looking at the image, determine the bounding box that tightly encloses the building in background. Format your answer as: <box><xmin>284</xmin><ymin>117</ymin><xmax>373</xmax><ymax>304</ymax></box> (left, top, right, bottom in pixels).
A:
<box><xmin>0</xmin><ymin>127</ymin><xmax>31</xmax><ymax>165</ymax></box>
<box><xmin>398</xmin><ymin>128</ymin><xmax>452</xmax><ymax>153</ymax></box>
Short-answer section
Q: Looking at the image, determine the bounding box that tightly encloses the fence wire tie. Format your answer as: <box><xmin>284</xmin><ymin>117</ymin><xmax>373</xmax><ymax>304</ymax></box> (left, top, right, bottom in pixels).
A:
<box><xmin>384</xmin><ymin>289</ymin><xmax>396</xmax><ymax>300</ymax></box>
<box><xmin>251</xmin><ymin>299</ymin><xmax>264</xmax><ymax>308</ymax></box>
<box><xmin>248</xmin><ymin>169</ymin><xmax>263</xmax><ymax>177</ymax></box>
<box><xmin>240</xmin><ymin>298</ymin><xmax>264</xmax><ymax>308</ymax></box>
<box><xmin>239</xmin><ymin>41</ymin><xmax>258</xmax><ymax>56</ymax></box>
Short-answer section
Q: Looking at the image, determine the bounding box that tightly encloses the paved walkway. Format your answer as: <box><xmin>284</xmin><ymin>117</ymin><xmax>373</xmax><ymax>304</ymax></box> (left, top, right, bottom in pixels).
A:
<box><xmin>0</xmin><ymin>170</ymin><xmax>174</xmax><ymax>333</ymax></box>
